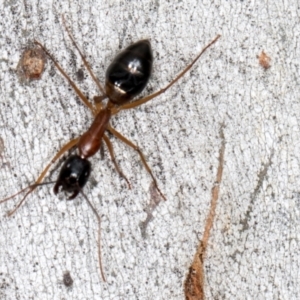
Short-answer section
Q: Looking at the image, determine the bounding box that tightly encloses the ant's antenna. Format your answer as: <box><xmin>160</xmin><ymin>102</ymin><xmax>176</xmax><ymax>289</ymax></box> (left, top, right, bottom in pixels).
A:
<box><xmin>0</xmin><ymin>181</ymin><xmax>56</xmax><ymax>217</ymax></box>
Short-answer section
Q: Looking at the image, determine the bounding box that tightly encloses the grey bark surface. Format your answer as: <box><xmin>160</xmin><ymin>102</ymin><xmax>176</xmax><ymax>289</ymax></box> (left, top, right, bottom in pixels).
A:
<box><xmin>0</xmin><ymin>1</ymin><xmax>299</xmax><ymax>299</ymax></box>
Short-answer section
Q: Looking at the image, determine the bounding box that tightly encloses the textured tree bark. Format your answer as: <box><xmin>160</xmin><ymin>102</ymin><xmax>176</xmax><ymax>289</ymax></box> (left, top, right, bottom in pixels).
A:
<box><xmin>0</xmin><ymin>1</ymin><xmax>299</xmax><ymax>299</ymax></box>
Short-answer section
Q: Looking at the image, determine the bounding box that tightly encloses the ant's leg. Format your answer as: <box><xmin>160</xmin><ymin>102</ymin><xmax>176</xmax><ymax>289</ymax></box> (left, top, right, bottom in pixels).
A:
<box><xmin>2</xmin><ymin>138</ymin><xmax>79</xmax><ymax>217</ymax></box>
<box><xmin>111</xmin><ymin>35</ymin><xmax>221</xmax><ymax>115</ymax></box>
<box><xmin>62</xmin><ymin>16</ymin><xmax>106</xmax><ymax>112</ymax></box>
<box><xmin>94</xmin><ymin>95</ymin><xmax>107</xmax><ymax>104</ymax></box>
<box><xmin>81</xmin><ymin>191</ymin><xmax>106</xmax><ymax>282</ymax></box>
<box><xmin>107</xmin><ymin>126</ymin><xmax>166</xmax><ymax>200</ymax></box>
<box><xmin>103</xmin><ymin>134</ymin><xmax>131</xmax><ymax>189</ymax></box>
<box><xmin>34</xmin><ymin>41</ymin><xmax>96</xmax><ymax>115</ymax></box>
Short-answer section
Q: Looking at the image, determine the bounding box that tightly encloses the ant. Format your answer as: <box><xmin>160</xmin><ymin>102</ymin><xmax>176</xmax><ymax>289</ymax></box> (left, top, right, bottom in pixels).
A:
<box><xmin>0</xmin><ymin>18</ymin><xmax>220</xmax><ymax>282</ymax></box>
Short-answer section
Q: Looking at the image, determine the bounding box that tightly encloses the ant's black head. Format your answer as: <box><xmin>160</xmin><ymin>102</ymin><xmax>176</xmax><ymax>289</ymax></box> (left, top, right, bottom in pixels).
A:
<box><xmin>54</xmin><ymin>155</ymin><xmax>91</xmax><ymax>200</ymax></box>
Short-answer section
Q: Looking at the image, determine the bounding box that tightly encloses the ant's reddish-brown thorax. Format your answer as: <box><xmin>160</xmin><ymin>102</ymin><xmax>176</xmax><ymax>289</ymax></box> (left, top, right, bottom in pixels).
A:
<box><xmin>78</xmin><ymin>108</ymin><xmax>111</xmax><ymax>159</ymax></box>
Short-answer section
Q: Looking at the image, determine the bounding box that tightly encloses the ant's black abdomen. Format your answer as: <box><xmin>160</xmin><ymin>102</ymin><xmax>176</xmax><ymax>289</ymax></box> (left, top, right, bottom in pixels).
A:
<box><xmin>105</xmin><ymin>40</ymin><xmax>153</xmax><ymax>105</ymax></box>
<box><xmin>54</xmin><ymin>155</ymin><xmax>91</xmax><ymax>200</ymax></box>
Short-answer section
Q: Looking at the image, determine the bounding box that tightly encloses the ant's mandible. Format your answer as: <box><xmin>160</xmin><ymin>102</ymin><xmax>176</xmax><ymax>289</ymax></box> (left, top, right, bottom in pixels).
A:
<box><xmin>0</xmin><ymin>18</ymin><xmax>220</xmax><ymax>282</ymax></box>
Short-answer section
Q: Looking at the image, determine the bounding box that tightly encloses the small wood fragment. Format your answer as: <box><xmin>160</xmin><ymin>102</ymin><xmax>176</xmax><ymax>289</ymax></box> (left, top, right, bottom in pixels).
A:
<box><xmin>258</xmin><ymin>51</ymin><xmax>271</xmax><ymax>69</ymax></box>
